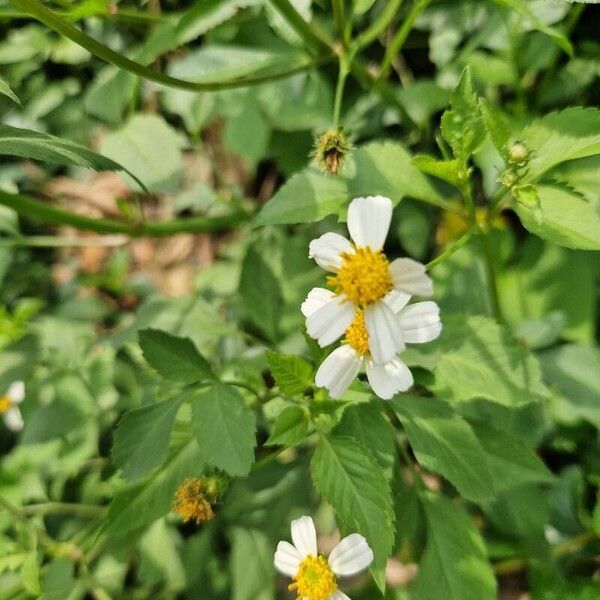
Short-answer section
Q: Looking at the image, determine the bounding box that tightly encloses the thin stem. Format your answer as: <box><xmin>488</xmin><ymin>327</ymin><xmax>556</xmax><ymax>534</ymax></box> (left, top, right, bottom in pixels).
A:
<box><xmin>479</xmin><ymin>229</ymin><xmax>504</xmax><ymax>323</ymax></box>
<box><xmin>332</xmin><ymin>0</ymin><xmax>345</xmax><ymax>44</ymax></box>
<box><xmin>378</xmin><ymin>0</ymin><xmax>431</xmax><ymax>80</ymax></box>
<box><xmin>426</xmin><ymin>227</ymin><xmax>475</xmax><ymax>271</ymax></box>
<box><xmin>332</xmin><ymin>61</ymin><xmax>349</xmax><ymax>127</ymax></box>
<box><xmin>0</xmin><ymin>235</ymin><xmax>129</xmax><ymax>248</ymax></box>
<box><xmin>21</xmin><ymin>503</ymin><xmax>107</xmax><ymax>518</ymax></box>
<box><xmin>356</xmin><ymin>0</ymin><xmax>403</xmax><ymax>49</ymax></box>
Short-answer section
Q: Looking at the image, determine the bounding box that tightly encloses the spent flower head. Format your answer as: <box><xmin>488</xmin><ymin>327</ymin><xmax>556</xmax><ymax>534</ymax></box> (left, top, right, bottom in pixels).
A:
<box><xmin>172</xmin><ymin>477</ymin><xmax>223</xmax><ymax>524</ymax></box>
<box><xmin>312</xmin><ymin>128</ymin><xmax>352</xmax><ymax>175</ymax></box>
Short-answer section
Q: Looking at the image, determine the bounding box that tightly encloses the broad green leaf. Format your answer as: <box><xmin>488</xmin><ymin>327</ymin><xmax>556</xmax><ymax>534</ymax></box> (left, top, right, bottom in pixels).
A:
<box><xmin>192</xmin><ymin>383</ymin><xmax>256</xmax><ymax>476</ymax></box>
<box><xmin>239</xmin><ymin>246</ymin><xmax>283</xmax><ymax>341</ymax></box>
<box><xmin>0</xmin><ymin>124</ymin><xmax>144</xmax><ymax>188</ymax></box>
<box><xmin>334</xmin><ymin>403</ymin><xmax>396</xmax><ymax>476</ymax></box>
<box><xmin>139</xmin><ymin>329</ymin><xmax>214</xmax><ymax>384</ymax></box>
<box><xmin>265</xmin><ymin>351</ymin><xmax>313</xmax><ymax>395</ymax></box>
<box><xmin>311</xmin><ymin>435</ymin><xmax>394</xmax><ymax>590</ymax></box>
<box><xmin>266</xmin><ymin>406</ymin><xmax>310</xmax><ymax>447</ymax></box>
<box><xmin>549</xmin><ymin>154</ymin><xmax>600</xmax><ymax>203</ymax></box>
<box><xmin>412</xmin><ymin>155</ymin><xmax>463</xmax><ymax>188</ymax></box>
<box><xmin>100</xmin><ymin>114</ymin><xmax>185</xmax><ymax>192</ymax></box>
<box><xmin>104</xmin><ymin>440</ymin><xmax>204</xmax><ymax>535</ymax></box>
<box><xmin>397</xmin><ymin>81</ymin><xmax>451</xmax><ymax>128</ymax></box>
<box><xmin>254</xmin><ymin>141</ymin><xmax>447</xmax><ymax>226</ymax></box>
<box><xmin>230</xmin><ymin>528</ymin><xmax>275</xmax><ymax>600</ymax></box>
<box><xmin>519</xmin><ymin>107</ymin><xmax>600</xmax><ymax>181</ymax></box>
<box><xmin>440</xmin><ymin>68</ymin><xmax>485</xmax><ymax>162</ymax></box>
<box><xmin>411</xmin><ymin>494</ymin><xmax>496</xmax><ymax>600</ymax></box>
<box><xmin>112</xmin><ymin>396</ymin><xmax>185</xmax><ymax>481</ymax></box>
<box><xmin>433</xmin><ymin>315</ymin><xmax>550</xmax><ymax>407</ymax></box>
<box><xmin>0</xmin><ymin>76</ymin><xmax>20</xmax><ymax>105</ymax></box>
<box><xmin>479</xmin><ymin>99</ymin><xmax>510</xmax><ymax>157</ymax></box>
<box><xmin>392</xmin><ymin>396</ymin><xmax>494</xmax><ymax>503</ymax></box>
<box><xmin>515</xmin><ymin>183</ymin><xmax>600</xmax><ymax>250</ymax></box>
<box><xmin>539</xmin><ymin>344</ymin><xmax>600</xmax><ymax>429</ymax></box>
<box><xmin>40</xmin><ymin>558</ymin><xmax>77</xmax><ymax>600</ymax></box>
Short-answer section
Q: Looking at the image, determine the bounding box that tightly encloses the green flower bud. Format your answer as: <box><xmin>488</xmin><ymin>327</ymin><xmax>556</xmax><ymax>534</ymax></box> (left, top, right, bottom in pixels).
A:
<box><xmin>508</xmin><ymin>142</ymin><xmax>529</xmax><ymax>166</ymax></box>
<box><xmin>499</xmin><ymin>169</ymin><xmax>518</xmax><ymax>188</ymax></box>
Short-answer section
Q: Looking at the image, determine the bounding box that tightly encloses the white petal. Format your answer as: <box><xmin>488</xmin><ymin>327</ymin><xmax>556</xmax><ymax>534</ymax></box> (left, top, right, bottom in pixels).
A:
<box><xmin>366</xmin><ymin>357</ymin><xmax>414</xmax><ymax>399</ymax></box>
<box><xmin>274</xmin><ymin>541</ymin><xmax>302</xmax><ymax>576</ymax></box>
<box><xmin>398</xmin><ymin>301</ymin><xmax>442</xmax><ymax>344</ymax></box>
<box><xmin>306</xmin><ymin>296</ymin><xmax>355</xmax><ymax>347</ymax></box>
<box><xmin>347</xmin><ymin>196</ymin><xmax>392</xmax><ymax>250</ymax></box>
<box><xmin>315</xmin><ymin>346</ymin><xmax>362</xmax><ymax>400</ymax></box>
<box><xmin>301</xmin><ymin>288</ymin><xmax>335</xmax><ymax>318</ymax></box>
<box><xmin>389</xmin><ymin>258</ymin><xmax>433</xmax><ymax>297</ymax></box>
<box><xmin>309</xmin><ymin>233</ymin><xmax>353</xmax><ymax>272</ymax></box>
<box><xmin>364</xmin><ymin>301</ymin><xmax>405</xmax><ymax>364</ymax></box>
<box><xmin>328</xmin><ymin>533</ymin><xmax>374</xmax><ymax>577</ymax></box>
<box><xmin>291</xmin><ymin>516</ymin><xmax>318</xmax><ymax>558</ymax></box>
<box><xmin>383</xmin><ymin>289</ymin><xmax>411</xmax><ymax>314</ymax></box>
<box><xmin>4</xmin><ymin>407</ymin><xmax>23</xmax><ymax>431</ymax></box>
<box><xmin>7</xmin><ymin>381</ymin><xmax>24</xmax><ymax>404</ymax></box>
<box><xmin>330</xmin><ymin>591</ymin><xmax>352</xmax><ymax>600</ymax></box>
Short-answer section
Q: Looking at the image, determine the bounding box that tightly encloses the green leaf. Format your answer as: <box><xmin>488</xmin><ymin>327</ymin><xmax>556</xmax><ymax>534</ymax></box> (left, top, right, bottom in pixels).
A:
<box><xmin>0</xmin><ymin>124</ymin><xmax>145</xmax><ymax>189</ymax></box>
<box><xmin>519</xmin><ymin>107</ymin><xmax>600</xmax><ymax>182</ymax></box>
<box><xmin>479</xmin><ymin>98</ymin><xmax>510</xmax><ymax>157</ymax></box>
<box><xmin>433</xmin><ymin>315</ymin><xmax>550</xmax><ymax>407</ymax></box>
<box><xmin>266</xmin><ymin>406</ymin><xmax>310</xmax><ymax>447</ymax></box>
<box><xmin>239</xmin><ymin>246</ymin><xmax>283</xmax><ymax>341</ymax></box>
<box><xmin>310</xmin><ymin>435</ymin><xmax>394</xmax><ymax>590</ymax></box>
<box><xmin>0</xmin><ymin>76</ymin><xmax>21</xmax><ymax>105</ymax></box>
<box><xmin>549</xmin><ymin>154</ymin><xmax>600</xmax><ymax>203</ymax></box>
<box><xmin>412</xmin><ymin>155</ymin><xmax>464</xmax><ymax>188</ymax></box>
<box><xmin>265</xmin><ymin>351</ymin><xmax>313</xmax><ymax>395</ymax></box>
<box><xmin>40</xmin><ymin>558</ymin><xmax>77</xmax><ymax>600</ymax></box>
<box><xmin>139</xmin><ymin>328</ymin><xmax>214</xmax><ymax>384</ymax></box>
<box><xmin>112</xmin><ymin>396</ymin><xmax>185</xmax><ymax>481</ymax></box>
<box><xmin>355</xmin><ymin>0</ymin><xmax>376</xmax><ymax>15</ymax></box>
<box><xmin>100</xmin><ymin>114</ymin><xmax>185</xmax><ymax>193</ymax></box>
<box><xmin>230</xmin><ymin>528</ymin><xmax>275</xmax><ymax>600</ymax></box>
<box><xmin>515</xmin><ymin>183</ymin><xmax>600</xmax><ymax>250</ymax></box>
<box><xmin>411</xmin><ymin>494</ymin><xmax>497</xmax><ymax>600</ymax></box>
<box><xmin>440</xmin><ymin>68</ymin><xmax>485</xmax><ymax>162</ymax></box>
<box><xmin>392</xmin><ymin>396</ymin><xmax>494</xmax><ymax>503</ymax></box>
<box><xmin>105</xmin><ymin>440</ymin><xmax>204</xmax><ymax>535</ymax></box>
<box><xmin>254</xmin><ymin>141</ymin><xmax>448</xmax><ymax>226</ymax></box>
<box><xmin>192</xmin><ymin>383</ymin><xmax>256</xmax><ymax>476</ymax></box>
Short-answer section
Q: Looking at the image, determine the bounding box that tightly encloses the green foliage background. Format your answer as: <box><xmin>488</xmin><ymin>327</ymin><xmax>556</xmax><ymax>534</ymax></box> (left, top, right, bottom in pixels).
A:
<box><xmin>0</xmin><ymin>0</ymin><xmax>599</xmax><ymax>598</ymax></box>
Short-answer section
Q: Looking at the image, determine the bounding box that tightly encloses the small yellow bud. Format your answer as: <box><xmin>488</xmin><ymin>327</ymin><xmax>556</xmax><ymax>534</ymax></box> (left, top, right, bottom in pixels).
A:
<box><xmin>499</xmin><ymin>169</ymin><xmax>518</xmax><ymax>188</ymax></box>
<box><xmin>508</xmin><ymin>142</ymin><xmax>529</xmax><ymax>165</ymax></box>
<box><xmin>312</xmin><ymin>129</ymin><xmax>352</xmax><ymax>175</ymax></box>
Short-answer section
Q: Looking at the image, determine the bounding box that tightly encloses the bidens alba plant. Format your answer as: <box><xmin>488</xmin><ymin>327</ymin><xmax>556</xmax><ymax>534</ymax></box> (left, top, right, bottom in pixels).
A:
<box><xmin>0</xmin><ymin>381</ymin><xmax>25</xmax><ymax>431</ymax></box>
<box><xmin>303</xmin><ymin>196</ymin><xmax>441</xmax><ymax>399</ymax></box>
<box><xmin>274</xmin><ymin>516</ymin><xmax>374</xmax><ymax>600</ymax></box>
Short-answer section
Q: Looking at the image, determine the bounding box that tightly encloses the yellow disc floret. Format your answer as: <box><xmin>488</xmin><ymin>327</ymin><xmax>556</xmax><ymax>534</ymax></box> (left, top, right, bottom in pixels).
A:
<box><xmin>0</xmin><ymin>396</ymin><xmax>12</xmax><ymax>414</ymax></box>
<box><xmin>344</xmin><ymin>311</ymin><xmax>369</xmax><ymax>356</ymax></box>
<box><xmin>289</xmin><ymin>555</ymin><xmax>337</xmax><ymax>600</ymax></box>
<box><xmin>172</xmin><ymin>478</ymin><xmax>215</xmax><ymax>524</ymax></box>
<box><xmin>328</xmin><ymin>247</ymin><xmax>392</xmax><ymax>308</ymax></box>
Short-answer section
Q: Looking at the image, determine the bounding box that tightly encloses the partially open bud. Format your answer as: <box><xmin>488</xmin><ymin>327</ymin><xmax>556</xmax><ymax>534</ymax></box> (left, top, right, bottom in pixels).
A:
<box><xmin>312</xmin><ymin>128</ymin><xmax>352</xmax><ymax>175</ymax></box>
<box><xmin>498</xmin><ymin>169</ymin><xmax>518</xmax><ymax>188</ymax></box>
<box><xmin>508</xmin><ymin>142</ymin><xmax>529</xmax><ymax>166</ymax></box>
<box><xmin>172</xmin><ymin>477</ymin><xmax>224</xmax><ymax>525</ymax></box>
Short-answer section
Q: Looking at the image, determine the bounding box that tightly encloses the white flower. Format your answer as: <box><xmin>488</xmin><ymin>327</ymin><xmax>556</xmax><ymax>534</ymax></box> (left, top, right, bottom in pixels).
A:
<box><xmin>303</xmin><ymin>290</ymin><xmax>441</xmax><ymax>400</ymax></box>
<box><xmin>274</xmin><ymin>515</ymin><xmax>374</xmax><ymax>600</ymax></box>
<box><xmin>0</xmin><ymin>381</ymin><xmax>25</xmax><ymax>431</ymax></box>
<box><xmin>304</xmin><ymin>196</ymin><xmax>433</xmax><ymax>364</ymax></box>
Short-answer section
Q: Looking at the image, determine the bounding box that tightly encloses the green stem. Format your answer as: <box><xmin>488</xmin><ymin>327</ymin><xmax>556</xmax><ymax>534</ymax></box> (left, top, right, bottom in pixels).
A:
<box><xmin>479</xmin><ymin>229</ymin><xmax>504</xmax><ymax>323</ymax></box>
<box><xmin>378</xmin><ymin>0</ymin><xmax>430</xmax><ymax>80</ymax></box>
<box><xmin>426</xmin><ymin>227</ymin><xmax>475</xmax><ymax>271</ymax></box>
<box><xmin>355</xmin><ymin>0</ymin><xmax>403</xmax><ymax>49</ymax></box>
<box><xmin>332</xmin><ymin>0</ymin><xmax>345</xmax><ymax>43</ymax></box>
<box><xmin>21</xmin><ymin>503</ymin><xmax>107</xmax><ymax>518</ymax></box>
<box><xmin>0</xmin><ymin>6</ymin><xmax>166</xmax><ymax>23</ymax></box>
<box><xmin>332</xmin><ymin>60</ymin><xmax>350</xmax><ymax>127</ymax></box>
<box><xmin>9</xmin><ymin>0</ymin><xmax>330</xmax><ymax>91</ymax></box>
<box><xmin>0</xmin><ymin>235</ymin><xmax>128</xmax><ymax>248</ymax></box>
<box><xmin>0</xmin><ymin>189</ymin><xmax>249</xmax><ymax>237</ymax></box>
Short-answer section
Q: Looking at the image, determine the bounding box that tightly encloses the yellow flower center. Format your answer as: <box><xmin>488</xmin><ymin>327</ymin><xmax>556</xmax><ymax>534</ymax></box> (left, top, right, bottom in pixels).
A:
<box><xmin>289</xmin><ymin>555</ymin><xmax>337</xmax><ymax>600</ymax></box>
<box><xmin>344</xmin><ymin>311</ymin><xmax>369</xmax><ymax>356</ymax></box>
<box><xmin>328</xmin><ymin>247</ymin><xmax>392</xmax><ymax>308</ymax></box>
<box><xmin>172</xmin><ymin>478</ymin><xmax>215</xmax><ymax>524</ymax></box>
<box><xmin>0</xmin><ymin>396</ymin><xmax>12</xmax><ymax>414</ymax></box>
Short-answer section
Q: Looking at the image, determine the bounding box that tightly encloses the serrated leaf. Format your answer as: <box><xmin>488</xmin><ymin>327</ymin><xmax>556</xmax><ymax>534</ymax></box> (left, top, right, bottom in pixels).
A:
<box><xmin>265</xmin><ymin>351</ymin><xmax>313</xmax><ymax>395</ymax></box>
<box><xmin>239</xmin><ymin>246</ymin><xmax>283</xmax><ymax>341</ymax></box>
<box><xmin>310</xmin><ymin>435</ymin><xmax>394</xmax><ymax>590</ymax></box>
<box><xmin>254</xmin><ymin>141</ymin><xmax>446</xmax><ymax>226</ymax></box>
<box><xmin>433</xmin><ymin>315</ymin><xmax>550</xmax><ymax>407</ymax></box>
<box><xmin>112</xmin><ymin>396</ymin><xmax>185</xmax><ymax>480</ymax></box>
<box><xmin>266</xmin><ymin>406</ymin><xmax>310</xmax><ymax>447</ymax></box>
<box><xmin>192</xmin><ymin>383</ymin><xmax>256</xmax><ymax>476</ymax></box>
<box><xmin>515</xmin><ymin>183</ymin><xmax>600</xmax><ymax>250</ymax></box>
<box><xmin>440</xmin><ymin>68</ymin><xmax>485</xmax><ymax>162</ymax></box>
<box><xmin>139</xmin><ymin>328</ymin><xmax>214</xmax><ymax>384</ymax></box>
<box><xmin>0</xmin><ymin>76</ymin><xmax>20</xmax><ymax>105</ymax></box>
<box><xmin>412</xmin><ymin>155</ymin><xmax>464</xmax><ymax>188</ymax></box>
<box><xmin>479</xmin><ymin>98</ymin><xmax>510</xmax><ymax>156</ymax></box>
<box><xmin>392</xmin><ymin>396</ymin><xmax>494</xmax><ymax>503</ymax></box>
<box><xmin>411</xmin><ymin>494</ymin><xmax>497</xmax><ymax>600</ymax></box>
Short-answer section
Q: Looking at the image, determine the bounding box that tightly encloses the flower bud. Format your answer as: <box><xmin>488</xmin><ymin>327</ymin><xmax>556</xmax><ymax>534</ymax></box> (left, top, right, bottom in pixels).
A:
<box><xmin>508</xmin><ymin>142</ymin><xmax>529</xmax><ymax>166</ymax></box>
<box><xmin>312</xmin><ymin>129</ymin><xmax>352</xmax><ymax>175</ymax></box>
<box><xmin>498</xmin><ymin>169</ymin><xmax>518</xmax><ymax>188</ymax></box>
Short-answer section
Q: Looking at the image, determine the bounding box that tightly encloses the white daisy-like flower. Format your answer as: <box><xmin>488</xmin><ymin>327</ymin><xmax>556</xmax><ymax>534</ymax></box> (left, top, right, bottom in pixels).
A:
<box><xmin>0</xmin><ymin>381</ymin><xmax>25</xmax><ymax>431</ymax></box>
<box><xmin>304</xmin><ymin>195</ymin><xmax>433</xmax><ymax>364</ymax></box>
<box><xmin>274</xmin><ymin>515</ymin><xmax>374</xmax><ymax>600</ymax></box>
<box><xmin>303</xmin><ymin>290</ymin><xmax>441</xmax><ymax>400</ymax></box>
